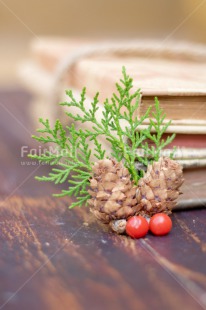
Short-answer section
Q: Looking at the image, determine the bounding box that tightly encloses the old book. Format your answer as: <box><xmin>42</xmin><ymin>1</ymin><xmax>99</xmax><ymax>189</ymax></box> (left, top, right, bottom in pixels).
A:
<box><xmin>18</xmin><ymin>38</ymin><xmax>206</xmax><ymax>167</ymax></box>
<box><xmin>19</xmin><ymin>38</ymin><xmax>206</xmax><ymax>122</ymax></box>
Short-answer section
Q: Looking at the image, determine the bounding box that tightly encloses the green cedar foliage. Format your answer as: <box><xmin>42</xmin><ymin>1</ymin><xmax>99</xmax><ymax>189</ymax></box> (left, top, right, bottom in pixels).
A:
<box><xmin>29</xmin><ymin>67</ymin><xmax>175</xmax><ymax>208</ymax></box>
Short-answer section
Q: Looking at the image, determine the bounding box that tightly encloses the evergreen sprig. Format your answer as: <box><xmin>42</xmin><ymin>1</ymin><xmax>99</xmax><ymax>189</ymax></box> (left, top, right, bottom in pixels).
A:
<box><xmin>29</xmin><ymin>67</ymin><xmax>175</xmax><ymax>208</ymax></box>
<box><xmin>141</xmin><ymin>97</ymin><xmax>176</xmax><ymax>164</ymax></box>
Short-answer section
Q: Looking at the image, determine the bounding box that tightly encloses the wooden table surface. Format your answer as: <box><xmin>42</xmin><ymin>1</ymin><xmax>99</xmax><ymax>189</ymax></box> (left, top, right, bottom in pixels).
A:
<box><xmin>0</xmin><ymin>89</ymin><xmax>206</xmax><ymax>310</ymax></box>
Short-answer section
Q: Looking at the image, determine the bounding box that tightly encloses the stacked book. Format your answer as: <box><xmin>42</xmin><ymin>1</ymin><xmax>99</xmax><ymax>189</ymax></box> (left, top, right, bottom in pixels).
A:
<box><xmin>18</xmin><ymin>37</ymin><xmax>206</xmax><ymax>168</ymax></box>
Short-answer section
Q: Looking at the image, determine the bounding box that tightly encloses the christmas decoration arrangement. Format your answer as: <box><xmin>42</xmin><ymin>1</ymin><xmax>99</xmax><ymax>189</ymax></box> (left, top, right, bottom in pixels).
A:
<box><xmin>29</xmin><ymin>67</ymin><xmax>184</xmax><ymax>238</ymax></box>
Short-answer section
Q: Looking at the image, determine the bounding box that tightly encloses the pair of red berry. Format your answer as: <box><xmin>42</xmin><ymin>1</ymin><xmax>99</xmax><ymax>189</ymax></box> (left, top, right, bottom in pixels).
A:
<box><xmin>126</xmin><ymin>213</ymin><xmax>172</xmax><ymax>238</ymax></box>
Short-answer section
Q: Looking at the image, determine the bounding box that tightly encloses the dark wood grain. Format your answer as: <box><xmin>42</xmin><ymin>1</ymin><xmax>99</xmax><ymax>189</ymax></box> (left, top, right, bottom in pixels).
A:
<box><xmin>0</xmin><ymin>89</ymin><xmax>206</xmax><ymax>310</ymax></box>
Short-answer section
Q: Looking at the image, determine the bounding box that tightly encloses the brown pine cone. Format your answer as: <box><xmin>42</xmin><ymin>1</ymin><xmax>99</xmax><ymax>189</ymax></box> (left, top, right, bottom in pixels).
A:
<box><xmin>136</xmin><ymin>157</ymin><xmax>184</xmax><ymax>216</ymax></box>
<box><xmin>88</xmin><ymin>158</ymin><xmax>141</xmax><ymax>224</ymax></box>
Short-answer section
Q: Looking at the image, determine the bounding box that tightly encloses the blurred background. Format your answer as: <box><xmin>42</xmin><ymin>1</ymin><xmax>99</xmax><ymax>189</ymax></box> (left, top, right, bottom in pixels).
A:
<box><xmin>0</xmin><ymin>0</ymin><xmax>206</xmax><ymax>87</ymax></box>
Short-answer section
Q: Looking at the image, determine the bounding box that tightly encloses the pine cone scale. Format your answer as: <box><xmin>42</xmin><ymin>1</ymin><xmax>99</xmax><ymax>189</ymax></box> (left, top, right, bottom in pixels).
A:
<box><xmin>96</xmin><ymin>191</ymin><xmax>111</xmax><ymax>199</ymax></box>
<box><xmin>110</xmin><ymin>191</ymin><xmax>126</xmax><ymax>200</ymax></box>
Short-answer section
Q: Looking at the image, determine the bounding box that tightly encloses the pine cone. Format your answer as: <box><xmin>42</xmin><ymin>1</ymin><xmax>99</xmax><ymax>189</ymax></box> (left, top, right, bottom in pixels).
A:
<box><xmin>136</xmin><ymin>157</ymin><xmax>184</xmax><ymax>216</ymax></box>
<box><xmin>88</xmin><ymin>158</ymin><xmax>141</xmax><ymax>224</ymax></box>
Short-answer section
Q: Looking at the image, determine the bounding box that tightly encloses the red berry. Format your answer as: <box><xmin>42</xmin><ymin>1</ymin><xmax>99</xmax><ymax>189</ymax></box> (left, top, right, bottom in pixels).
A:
<box><xmin>126</xmin><ymin>216</ymin><xmax>149</xmax><ymax>238</ymax></box>
<box><xmin>149</xmin><ymin>213</ymin><xmax>172</xmax><ymax>236</ymax></box>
